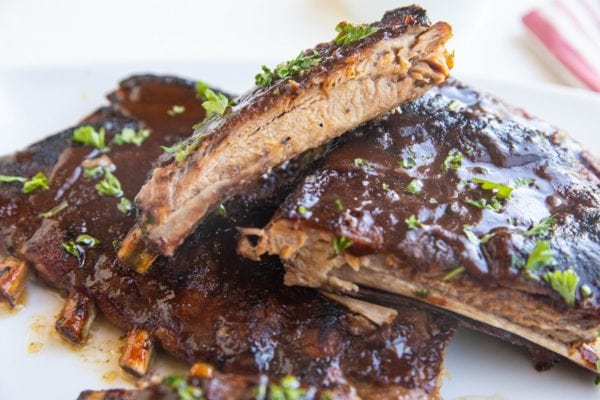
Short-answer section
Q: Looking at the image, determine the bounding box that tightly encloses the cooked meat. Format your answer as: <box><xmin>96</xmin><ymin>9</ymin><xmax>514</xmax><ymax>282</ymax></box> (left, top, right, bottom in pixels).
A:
<box><xmin>78</xmin><ymin>369</ymin><xmax>349</xmax><ymax>400</ymax></box>
<box><xmin>0</xmin><ymin>75</ymin><xmax>456</xmax><ymax>398</ymax></box>
<box><xmin>122</xmin><ymin>6</ymin><xmax>453</xmax><ymax>265</ymax></box>
<box><xmin>239</xmin><ymin>79</ymin><xmax>600</xmax><ymax>372</ymax></box>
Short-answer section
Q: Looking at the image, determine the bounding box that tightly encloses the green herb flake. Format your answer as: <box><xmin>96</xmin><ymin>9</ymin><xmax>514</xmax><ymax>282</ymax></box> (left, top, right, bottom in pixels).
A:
<box><xmin>515</xmin><ymin>177</ymin><xmax>536</xmax><ymax>188</ymax></box>
<box><xmin>405</xmin><ymin>214</ymin><xmax>423</xmax><ymax>229</ymax></box>
<box><xmin>581</xmin><ymin>284</ymin><xmax>594</xmax><ymax>299</ymax></box>
<box><xmin>472</xmin><ymin>177</ymin><xmax>514</xmax><ymax>199</ymax></box>
<box><xmin>525</xmin><ymin>240</ymin><xmax>557</xmax><ymax>271</ymax></box>
<box><xmin>524</xmin><ymin>215</ymin><xmax>556</xmax><ymax>238</ymax></box>
<box><xmin>442</xmin><ymin>266</ymin><xmax>466</xmax><ymax>282</ymax></box>
<box><xmin>255</xmin><ymin>50</ymin><xmax>322</xmax><ymax>87</ymax></box>
<box><xmin>269</xmin><ymin>375</ymin><xmax>307</xmax><ymax>400</ymax></box>
<box><xmin>117</xmin><ymin>197</ymin><xmax>134</xmax><ymax>214</ymax></box>
<box><xmin>40</xmin><ymin>200</ymin><xmax>68</xmax><ymax>218</ymax></box>
<box><xmin>543</xmin><ymin>268</ymin><xmax>579</xmax><ymax>306</ymax></box>
<box><xmin>96</xmin><ymin>169</ymin><xmax>123</xmax><ymax>197</ymax></box>
<box><xmin>76</xmin><ymin>234</ymin><xmax>100</xmax><ymax>248</ymax></box>
<box><xmin>113</xmin><ymin>128</ymin><xmax>151</xmax><ymax>146</ymax></box>
<box><xmin>382</xmin><ymin>182</ymin><xmax>389</xmax><ymax>191</ymax></box>
<box><xmin>23</xmin><ymin>172</ymin><xmax>50</xmax><ymax>194</ymax></box>
<box><xmin>334</xmin><ymin>199</ymin><xmax>344</xmax><ymax>211</ymax></box>
<box><xmin>353</xmin><ymin>157</ymin><xmax>372</xmax><ymax>171</ymax></box>
<box><xmin>466</xmin><ymin>197</ymin><xmax>502</xmax><ymax>212</ymax></box>
<box><xmin>214</xmin><ymin>204</ymin><xmax>227</xmax><ymax>217</ymax></box>
<box><xmin>167</xmin><ymin>105</ymin><xmax>186</xmax><ymax>116</ymax></box>
<box><xmin>333</xmin><ymin>22</ymin><xmax>377</xmax><ymax>46</ymax></box>
<box><xmin>72</xmin><ymin>126</ymin><xmax>108</xmax><ymax>150</ymax></box>
<box><xmin>406</xmin><ymin>179</ymin><xmax>423</xmax><ymax>195</ymax></box>
<box><xmin>196</xmin><ymin>81</ymin><xmax>231</xmax><ymax>118</ymax></box>
<box><xmin>414</xmin><ymin>288</ymin><xmax>430</xmax><ymax>298</ymax></box>
<box><xmin>162</xmin><ymin>374</ymin><xmax>203</xmax><ymax>400</ymax></box>
<box><xmin>0</xmin><ymin>175</ymin><xmax>27</xmax><ymax>184</ymax></box>
<box><xmin>332</xmin><ymin>236</ymin><xmax>352</xmax><ymax>255</ymax></box>
<box><xmin>297</xmin><ymin>205</ymin><xmax>308</xmax><ymax>215</ymax></box>
<box><xmin>83</xmin><ymin>166</ymin><xmax>105</xmax><ymax>179</ymax></box>
<box><xmin>595</xmin><ymin>376</ymin><xmax>600</xmax><ymax>386</ymax></box>
<box><xmin>442</xmin><ymin>149</ymin><xmax>463</xmax><ymax>172</ymax></box>
<box><xmin>162</xmin><ymin>134</ymin><xmax>205</xmax><ymax>163</ymax></box>
<box><xmin>62</xmin><ymin>241</ymin><xmax>81</xmax><ymax>258</ymax></box>
<box><xmin>463</xmin><ymin>225</ymin><xmax>480</xmax><ymax>246</ymax></box>
<box><xmin>398</xmin><ymin>150</ymin><xmax>417</xmax><ymax>169</ymax></box>
<box><xmin>320</xmin><ymin>390</ymin><xmax>335</xmax><ymax>400</ymax></box>
<box><xmin>447</xmin><ymin>100</ymin><xmax>461</xmax><ymax>111</ymax></box>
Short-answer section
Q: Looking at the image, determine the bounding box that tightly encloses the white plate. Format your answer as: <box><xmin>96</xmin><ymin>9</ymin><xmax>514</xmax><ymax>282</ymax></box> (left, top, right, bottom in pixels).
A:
<box><xmin>1</xmin><ymin>64</ymin><xmax>600</xmax><ymax>400</ymax></box>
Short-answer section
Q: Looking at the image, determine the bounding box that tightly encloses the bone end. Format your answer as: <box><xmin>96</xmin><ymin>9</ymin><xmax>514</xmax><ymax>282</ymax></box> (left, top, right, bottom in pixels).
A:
<box><xmin>118</xmin><ymin>226</ymin><xmax>158</xmax><ymax>274</ymax></box>
<box><xmin>189</xmin><ymin>362</ymin><xmax>215</xmax><ymax>379</ymax></box>
<box><xmin>0</xmin><ymin>257</ymin><xmax>29</xmax><ymax>307</ymax></box>
<box><xmin>119</xmin><ymin>328</ymin><xmax>154</xmax><ymax>377</ymax></box>
<box><xmin>55</xmin><ymin>292</ymin><xmax>97</xmax><ymax>345</ymax></box>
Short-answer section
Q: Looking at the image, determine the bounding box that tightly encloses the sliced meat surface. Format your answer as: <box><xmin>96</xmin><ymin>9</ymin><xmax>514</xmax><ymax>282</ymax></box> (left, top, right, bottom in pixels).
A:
<box><xmin>124</xmin><ymin>6</ymin><xmax>453</xmax><ymax>263</ymax></box>
<box><xmin>239</xmin><ymin>79</ymin><xmax>600</xmax><ymax>372</ymax></box>
<box><xmin>0</xmin><ymin>75</ymin><xmax>456</xmax><ymax>399</ymax></box>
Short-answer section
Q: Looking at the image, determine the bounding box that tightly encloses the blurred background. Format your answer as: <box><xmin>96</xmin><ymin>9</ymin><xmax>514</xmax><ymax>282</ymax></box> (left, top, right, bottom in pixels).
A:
<box><xmin>1</xmin><ymin>0</ymin><xmax>598</xmax><ymax>89</ymax></box>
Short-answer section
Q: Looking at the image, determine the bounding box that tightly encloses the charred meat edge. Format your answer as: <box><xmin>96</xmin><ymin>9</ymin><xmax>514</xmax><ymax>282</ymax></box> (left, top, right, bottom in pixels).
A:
<box><xmin>123</xmin><ymin>6</ymin><xmax>453</xmax><ymax>264</ymax></box>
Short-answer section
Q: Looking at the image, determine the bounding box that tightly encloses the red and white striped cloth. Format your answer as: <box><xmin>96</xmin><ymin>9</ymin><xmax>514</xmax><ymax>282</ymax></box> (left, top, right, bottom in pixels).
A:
<box><xmin>523</xmin><ymin>0</ymin><xmax>600</xmax><ymax>92</ymax></box>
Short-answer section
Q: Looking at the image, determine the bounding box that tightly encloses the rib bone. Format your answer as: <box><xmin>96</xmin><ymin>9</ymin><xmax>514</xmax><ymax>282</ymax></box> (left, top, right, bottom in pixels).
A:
<box><xmin>119</xmin><ymin>328</ymin><xmax>154</xmax><ymax>377</ymax></box>
<box><xmin>55</xmin><ymin>292</ymin><xmax>97</xmax><ymax>345</ymax></box>
<box><xmin>0</xmin><ymin>256</ymin><xmax>29</xmax><ymax>307</ymax></box>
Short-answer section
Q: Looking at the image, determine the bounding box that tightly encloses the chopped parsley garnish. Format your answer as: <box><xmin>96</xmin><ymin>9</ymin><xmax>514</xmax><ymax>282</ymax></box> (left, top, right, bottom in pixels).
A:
<box><xmin>332</xmin><ymin>236</ymin><xmax>352</xmax><ymax>255</ymax></box>
<box><xmin>406</xmin><ymin>179</ymin><xmax>423</xmax><ymax>195</ymax></box>
<box><xmin>447</xmin><ymin>100</ymin><xmax>461</xmax><ymax>111</ymax></box>
<box><xmin>72</xmin><ymin>126</ymin><xmax>108</xmax><ymax>151</ymax></box>
<box><xmin>414</xmin><ymin>288</ymin><xmax>430</xmax><ymax>297</ymax></box>
<box><xmin>472</xmin><ymin>177</ymin><xmax>513</xmax><ymax>199</ymax></box>
<box><xmin>442</xmin><ymin>149</ymin><xmax>463</xmax><ymax>172</ymax></box>
<box><xmin>96</xmin><ymin>169</ymin><xmax>123</xmax><ymax>197</ymax></box>
<box><xmin>334</xmin><ymin>199</ymin><xmax>344</xmax><ymax>211</ymax></box>
<box><xmin>544</xmin><ymin>268</ymin><xmax>579</xmax><ymax>306</ymax></box>
<box><xmin>83</xmin><ymin>165</ymin><xmax>105</xmax><ymax>179</ymax></box>
<box><xmin>268</xmin><ymin>375</ymin><xmax>307</xmax><ymax>400</ymax></box>
<box><xmin>23</xmin><ymin>172</ymin><xmax>50</xmax><ymax>194</ymax></box>
<box><xmin>581</xmin><ymin>284</ymin><xmax>593</xmax><ymax>299</ymax></box>
<box><xmin>515</xmin><ymin>177</ymin><xmax>536</xmax><ymax>188</ymax></box>
<box><xmin>113</xmin><ymin>128</ymin><xmax>151</xmax><ymax>146</ymax></box>
<box><xmin>398</xmin><ymin>150</ymin><xmax>416</xmax><ymax>169</ymax></box>
<box><xmin>405</xmin><ymin>214</ymin><xmax>423</xmax><ymax>229</ymax></box>
<box><xmin>382</xmin><ymin>182</ymin><xmax>389</xmax><ymax>191</ymax></box>
<box><xmin>442</xmin><ymin>266</ymin><xmax>465</xmax><ymax>282</ymax></box>
<box><xmin>162</xmin><ymin>134</ymin><xmax>205</xmax><ymax>163</ymax></box>
<box><xmin>354</xmin><ymin>157</ymin><xmax>373</xmax><ymax>171</ymax></box>
<box><xmin>255</xmin><ymin>50</ymin><xmax>322</xmax><ymax>87</ymax></box>
<box><xmin>117</xmin><ymin>198</ymin><xmax>133</xmax><ymax>214</ymax></box>
<box><xmin>297</xmin><ymin>205</ymin><xmax>308</xmax><ymax>215</ymax></box>
<box><xmin>62</xmin><ymin>234</ymin><xmax>100</xmax><ymax>259</ymax></box>
<box><xmin>167</xmin><ymin>105</ymin><xmax>186</xmax><ymax>116</ymax></box>
<box><xmin>196</xmin><ymin>81</ymin><xmax>231</xmax><ymax>118</ymax></box>
<box><xmin>40</xmin><ymin>200</ymin><xmax>68</xmax><ymax>218</ymax></box>
<box><xmin>1</xmin><ymin>172</ymin><xmax>50</xmax><ymax>194</ymax></box>
<box><xmin>0</xmin><ymin>175</ymin><xmax>26</xmax><ymax>184</ymax></box>
<box><xmin>523</xmin><ymin>215</ymin><xmax>556</xmax><ymax>238</ymax></box>
<box><xmin>466</xmin><ymin>197</ymin><xmax>502</xmax><ymax>212</ymax></box>
<box><xmin>214</xmin><ymin>204</ymin><xmax>227</xmax><ymax>217</ymax></box>
<box><xmin>463</xmin><ymin>225</ymin><xmax>496</xmax><ymax>246</ymax></box>
<box><xmin>333</xmin><ymin>22</ymin><xmax>378</xmax><ymax>46</ymax></box>
<box><xmin>163</xmin><ymin>374</ymin><xmax>203</xmax><ymax>400</ymax></box>
<box><xmin>525</xmin><ymin>240</ymin><xmax>557</xmax><ymax>271</ymax></box>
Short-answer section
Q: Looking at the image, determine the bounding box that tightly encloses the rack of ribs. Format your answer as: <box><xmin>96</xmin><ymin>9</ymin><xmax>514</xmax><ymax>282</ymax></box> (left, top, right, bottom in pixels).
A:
<box><xmin>239</xmin><ymin>79</ymin><xmax>600</xmax><ymax>373</ymax></box>
<box><xmin>118</xmin><ymin>6</ymin><xmax>453</xmax><ymax>270</ymax></box>
<box><xmin>0</xmin><ymin>75</ymin><xmax>456</xmax><ymax>399</ymax></box>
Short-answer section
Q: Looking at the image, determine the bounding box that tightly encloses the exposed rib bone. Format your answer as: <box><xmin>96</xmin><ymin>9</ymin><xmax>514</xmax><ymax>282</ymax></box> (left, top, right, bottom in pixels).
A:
<box><xmin>117</xmin><ymin>226</ymin><xmax>158</xmax><ymax>274</ymax></box>
<box><xmin>322</xmin><ymin>292</ymin><xmax>397</xmax><ymax>326</ymax></box>
<box><xmin>119</xmin><ymin>328</ymin><xmax>154</xmax><ymax>377</ymax></box>
<box><xmin>189</xmin><ymin>362</ymin><xmax>215</xmax><ymax>379</ymax></box>
<box><xmin>0</xmin><ymin>257</ymin><xmax>29</xmax><ymax>307</ymax></box>
<box><xmin>55</xmin><ymin>292</ymin><xmax>97</xmax><ymax>345</ymax></box>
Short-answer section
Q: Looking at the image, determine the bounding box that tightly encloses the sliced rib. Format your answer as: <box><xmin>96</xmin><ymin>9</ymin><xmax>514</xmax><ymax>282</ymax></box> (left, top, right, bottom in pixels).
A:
<box><xmin>239</xmin><ymin>79</ymin><xmax>600</xmax><ymax>372</ymax></box>
<box><xmin>125</xmin><ymin>6</ymin><xmax>453</xmax><ymax>261</ymax></box>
